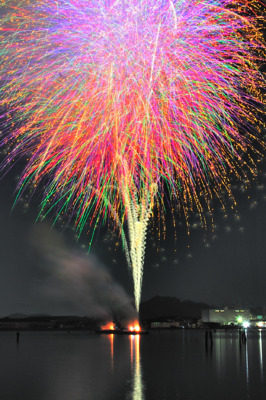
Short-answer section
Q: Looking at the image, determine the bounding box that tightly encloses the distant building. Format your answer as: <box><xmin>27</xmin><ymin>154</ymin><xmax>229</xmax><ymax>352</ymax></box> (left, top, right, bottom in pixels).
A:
<box><xmin>250</xmin><ymin>314</ymin><xmax>266</xmax><ymax>328</ymax></box>
<box><xmin>151</xmin><ymin>320</ymin><xmax>180</xmax><ymax>329</ymax></box>
<box><xmin>202</xmin><ymin>308</ymin><xmax>251</xmax><ymax>326</ymax></box>
<box><xmin>150</xmin><ymin>318</ymin><xmax>200</xmax><ymax>329</ymax></box>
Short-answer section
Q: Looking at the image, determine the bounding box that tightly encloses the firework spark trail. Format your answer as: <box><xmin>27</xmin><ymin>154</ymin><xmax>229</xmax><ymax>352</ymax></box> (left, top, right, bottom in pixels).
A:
<box><xmin>0</xmin><ymin>0</ymin><xmax>264</xmax><ymax>311</ymax></box>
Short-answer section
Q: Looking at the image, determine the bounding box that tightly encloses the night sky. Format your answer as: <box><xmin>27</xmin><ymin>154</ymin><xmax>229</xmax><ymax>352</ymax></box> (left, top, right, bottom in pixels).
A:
<box><xmin>0</xmin><ymin>143</ymin><xmax>266</xmax><ymax>317</ymax></box>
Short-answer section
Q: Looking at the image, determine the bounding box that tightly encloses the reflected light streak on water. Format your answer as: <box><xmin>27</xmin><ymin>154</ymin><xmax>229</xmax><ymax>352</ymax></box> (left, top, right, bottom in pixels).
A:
<box><xmin>109</xmin><ymin>334</ymin><xmax>114</xmax><ymax>371</ymax></box>
<box><xmin>214</xmin><ymin>333</ymin><xmax>222</xmax><ymax>376</ymax></box>
<box><xmin>130</xmin><ymin>335</ymin><xmax>144</xmax><ymax>400</ymax></box>
<box><xmin>245</xmin><ymin>333</ymin><xmax>249</xmax><ymax>391</ymax></box>
<box><xmin>259</xmin><ymin>330</ymin><xmax>263</xmax><ymax>382</ymax></box>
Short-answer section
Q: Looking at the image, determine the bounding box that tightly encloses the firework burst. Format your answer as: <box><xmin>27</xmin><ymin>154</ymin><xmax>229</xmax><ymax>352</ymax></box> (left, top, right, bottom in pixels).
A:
<box><xmin>0</xmin><ymin>0</ymin><xmax>265</xmax><ymax>310</ymax></box>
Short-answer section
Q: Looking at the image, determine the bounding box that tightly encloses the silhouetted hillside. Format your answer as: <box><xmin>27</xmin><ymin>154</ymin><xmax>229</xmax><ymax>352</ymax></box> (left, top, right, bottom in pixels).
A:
<box><xmin>139</xmin><ymin>296</ymin><xmax>212</xmax><ymax>320</ymax></box>
<box><xmin>7</xmin><ymin>313</ymin><xmax>28</xmax><ymax>319</ymax></box>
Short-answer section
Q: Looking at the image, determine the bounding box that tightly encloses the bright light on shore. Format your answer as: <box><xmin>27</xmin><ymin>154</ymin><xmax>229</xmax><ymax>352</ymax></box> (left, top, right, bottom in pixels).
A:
<box><xmin>128</xmin><ymin>322</ymin><xmax>141</xmax><ymax>332</ymax></box>
<box><xmin>101</xmin><ymin>323</ymin><xmax>115</xmax><ymax>331</ymax></box>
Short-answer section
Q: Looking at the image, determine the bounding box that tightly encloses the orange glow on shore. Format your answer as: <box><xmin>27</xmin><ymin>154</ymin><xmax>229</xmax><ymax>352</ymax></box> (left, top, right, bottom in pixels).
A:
<box><xmin>101</xmin><ymin>322</ymin><xmax>115</xmax><ymax>331</ymax></box>
<box><xmin>128</xmin><ymin>322</ymin><xmax>141</xmax><ymax>333</ymax></box>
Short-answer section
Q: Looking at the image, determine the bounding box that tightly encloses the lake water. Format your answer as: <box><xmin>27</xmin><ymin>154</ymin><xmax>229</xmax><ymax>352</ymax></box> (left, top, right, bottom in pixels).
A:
<box><xmin>0</xmin><ymin>329</ymin><xmax>265</xmax><ymax>400</ymax></box>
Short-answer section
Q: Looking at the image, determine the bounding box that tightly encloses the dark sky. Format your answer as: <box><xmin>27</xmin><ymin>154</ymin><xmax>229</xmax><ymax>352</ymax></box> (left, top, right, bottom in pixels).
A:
<box><xmin>0</xmin><ymin>146</ymin><xmax>266</xmax><ymax>317</ymax></box>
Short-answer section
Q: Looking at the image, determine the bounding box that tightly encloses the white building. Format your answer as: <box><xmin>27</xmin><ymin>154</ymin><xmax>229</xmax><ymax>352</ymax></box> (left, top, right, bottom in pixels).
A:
<box><xmin>202</xmin><ymin>308</ymin><xmax>251</xmax><ymax>325</ymax></box>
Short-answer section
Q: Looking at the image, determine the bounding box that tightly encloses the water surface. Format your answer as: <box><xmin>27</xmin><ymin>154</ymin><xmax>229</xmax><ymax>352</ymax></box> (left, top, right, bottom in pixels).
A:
<box><xmin>0</xmin><ymin>329</ymin><xmax>265</xmax><ymax>399</ymax></box>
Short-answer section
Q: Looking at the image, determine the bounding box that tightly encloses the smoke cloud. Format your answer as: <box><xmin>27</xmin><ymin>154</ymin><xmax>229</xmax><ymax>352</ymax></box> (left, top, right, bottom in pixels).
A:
<box><xmin>30</xmin><ymin>224</ymin><xmax>137</xmax><ymax>320</ymax></box>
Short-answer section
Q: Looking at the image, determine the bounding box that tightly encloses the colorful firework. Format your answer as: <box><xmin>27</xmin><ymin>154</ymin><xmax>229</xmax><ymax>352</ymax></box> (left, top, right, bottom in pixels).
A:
<box><xmin>0</xmin><ymin>0</ymin><xmax>264</xmax><ymax>311</ymax></box>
